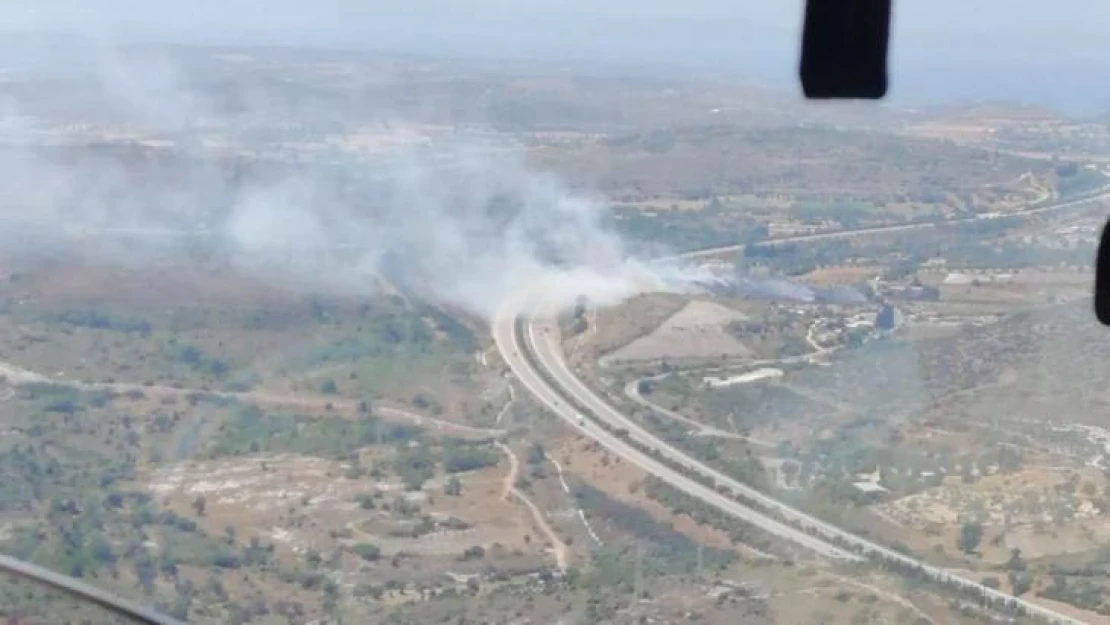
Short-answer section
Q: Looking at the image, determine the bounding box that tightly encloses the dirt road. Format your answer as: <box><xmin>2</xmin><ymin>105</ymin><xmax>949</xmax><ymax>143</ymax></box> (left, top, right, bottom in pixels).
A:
<box><xmin>0</xmin><ymin>359</ymin><xmax>504</xmax><ymax>440</ymax></box>
<box><xmin>495</xmin><ymin>441</ymin><xmax>569</xmax><ymax>571</ymax></box>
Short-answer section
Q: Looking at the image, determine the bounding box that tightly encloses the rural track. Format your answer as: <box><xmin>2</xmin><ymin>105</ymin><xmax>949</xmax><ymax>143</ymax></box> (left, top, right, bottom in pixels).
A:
<box><xmin>0</xmin><ymin>364</ymin><xmax>504</xmax><ymax>620</ymax></box>
<box><xmin>493</xmin><ymin>297</ymin><xmax>859</xmax><ymax>561</ymax></box>
<box><xmin>0</xmin><ymin>176</ymin><xmax>1103</xmax><ymax>623</ymax></box>
<box><xmin>622</xmin><ymin>377</ymin><xmax>763</xmax><ymax>444</ymax></box>
<box><xmin>499</xmin><ymin>294</ymin><xmax>1086</xmax><ymax>624</ymax></box>
<box><xmin>0</xmin><ymin>359</ymin><xmax>504</xmax><ymax>440</ymax></box>
<box><xmin>492</xmin><ymin>186</ymin><xmax>1110</xmax><ymax>624</ymax></box>
<box><xmin>495</xmin><ymin>441</ymin><xmax>570</xmax><ymax>571</ymax></box>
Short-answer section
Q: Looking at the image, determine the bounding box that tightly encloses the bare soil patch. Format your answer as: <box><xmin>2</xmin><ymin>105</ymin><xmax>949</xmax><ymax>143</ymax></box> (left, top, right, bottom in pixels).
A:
<box><xmin>602</xmin><ymin>299</ymin><xmax>753</xmax><ymax>366</ymax></box>
<box><xmin>144</xmin><ymin>452</ymin><xmax>537</xmax><ymax>560</ymax></box>
<box><xmin>585</xmin><ymin>293</ymin><xmax>686</xmax><ymax>359</ymax></box>
<box><xmin>875</xmin><ymin>467</ymin><xmax>1110</xmax><ymax>562</ymax></box>
<box><xmin>801</xmin><ymin>265</ymin><xmax>882</xmax><ymax>285</ymax></box>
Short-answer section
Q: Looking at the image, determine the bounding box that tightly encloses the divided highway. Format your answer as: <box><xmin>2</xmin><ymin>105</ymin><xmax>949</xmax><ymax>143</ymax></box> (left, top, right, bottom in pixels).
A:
<box><xmin>496</xmin><ymin>291</ymin><xmax>1087</xmax><ymax>624</ymax></box>
<box><xmin>492</xmin><ymin>183</ymin><xmax>1110</xmax><ymax>624</ymax></box>
<box><xmin>492</xmin><ymin>292</ymin><xmax>857</xmax><ymax>561</ymax></box>
<box><xmin>671</xmin><ymin>183</ymin><xmax>1110</xmax><ymax>261</ymax></box>
<box><xmin>2</xmin><ymin>173</ymin><xmax>1104</xmax><ymax>623</ymax></box>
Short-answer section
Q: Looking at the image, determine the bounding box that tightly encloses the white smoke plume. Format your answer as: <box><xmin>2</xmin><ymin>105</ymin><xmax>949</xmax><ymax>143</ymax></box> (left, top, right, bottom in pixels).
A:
<box><xmin>0</xmin><ymin>38</ymin><xmax>702</xmax><ymax>319</ymax></box>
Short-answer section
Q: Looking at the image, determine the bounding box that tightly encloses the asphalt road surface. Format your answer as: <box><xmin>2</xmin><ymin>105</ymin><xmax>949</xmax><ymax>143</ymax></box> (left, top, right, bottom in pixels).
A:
<box><xmin>492</xmin><ymin>293</ymin><xmax>859</xmax><ymax>561</ymax></box>
<box><xmin>495</xmin><ymin>284</ymin><xmax>1088</xmax><ymax>625</ymax></box>
<box><xmin>671</xmin><ymin>183</ymin><xmax>1110</xmax><ymax>261</ymax></box>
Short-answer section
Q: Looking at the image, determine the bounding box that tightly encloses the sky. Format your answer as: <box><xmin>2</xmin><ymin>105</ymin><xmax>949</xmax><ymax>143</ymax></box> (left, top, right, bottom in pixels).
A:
<box><xmin>5</xmin><ymin>0</ymin><xmax>1110</xmax><ymax>112</ymax></box>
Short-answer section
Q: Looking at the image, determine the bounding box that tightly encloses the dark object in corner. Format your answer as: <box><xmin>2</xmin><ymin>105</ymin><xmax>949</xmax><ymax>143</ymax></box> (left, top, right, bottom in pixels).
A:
<box><xmin>800</xmin><ymin>0</ymin><xmax>891</xmax><ymax>99</ymax></box>
<box><xmin>1095</xmin><ymin>221</ymin><xmax>1110</xmax><ymax>324</ymax></box>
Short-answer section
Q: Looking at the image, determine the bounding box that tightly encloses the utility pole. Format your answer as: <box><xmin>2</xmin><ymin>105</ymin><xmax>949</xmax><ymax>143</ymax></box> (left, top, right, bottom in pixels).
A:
<box><xmin>696</xmin><ymin>542</ymin><xmax>704</xmax><ymax>581</ymax></box>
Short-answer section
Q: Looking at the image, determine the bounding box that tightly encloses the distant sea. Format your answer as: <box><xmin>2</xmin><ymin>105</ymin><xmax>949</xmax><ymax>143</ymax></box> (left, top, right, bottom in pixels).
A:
<box><xmin>6</xmin><ymin>21</ymin><xmax>1109</xmax><ymax>117</ymax></box>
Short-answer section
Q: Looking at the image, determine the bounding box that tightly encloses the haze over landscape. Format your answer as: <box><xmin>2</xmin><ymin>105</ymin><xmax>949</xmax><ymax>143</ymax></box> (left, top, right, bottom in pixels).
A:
<box><xmin>10</xmin><ymin>0</ymin><xmax>1110</xmax><ymax>111</ymax></box>
<box><xmin>4</xmin><ymin>3</ymin><xmax>1110</xmax><ymax>625</ymax></box>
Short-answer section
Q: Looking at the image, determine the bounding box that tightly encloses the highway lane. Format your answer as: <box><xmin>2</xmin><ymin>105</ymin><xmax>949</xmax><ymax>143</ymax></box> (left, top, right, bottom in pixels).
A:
<box><xmin>670</xmin><ymin>184</ymin><xmax>1110</xmax><ymax>261</ymax></box>
<box><xmin>525</xmin><ymin>297</ymin><xmax>888</xmax><ymax>549</ymax></box>
<box><xmin>491</xmin><ymin>294</ymin><xmax>860</xmax><ymax>561</ymax></box>
<box><xmin>504</xmin><ymin>290</ymin><xmax>1087</xmax><ymax>625</ymax></box>
<box><xmin>4</xmin><ymin>151</ymin><xmax>1101</xmax><ymax>623</ymax></box>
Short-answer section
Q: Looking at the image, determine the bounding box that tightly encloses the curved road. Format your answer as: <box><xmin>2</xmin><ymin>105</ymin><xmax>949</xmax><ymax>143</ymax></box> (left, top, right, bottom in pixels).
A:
<box><xmin>493</xmin><ymin>184</ymin><xmax>1110</xmax><ymax>624</ymax></box>
<box><xmin>0</xmin><ymin>359</ymin><xmax>501</xmax><ymax>623</ymax></box>
<box><xmin>495</xmin><ymin>441</ymin><xmax>570</xmax><ymax>571</ymax></box>
<box><xmin>0</xmin><ymin>359</ymin><xmax>503</xmax><ymax>440</ymax></box>
<box><xmin>492</xmin><ymin>292</ymin><xmax>858</xmax><ymax>561</ymax></box>
<box><xmin>1</xmin><ymin>173</ymin><xmax>1103</xmax><ymax>623</ymax></box>
<box><xmin>497</xmin><ymin>292</ymin><xmax>1086</xmax><ymax>624</ymax></box>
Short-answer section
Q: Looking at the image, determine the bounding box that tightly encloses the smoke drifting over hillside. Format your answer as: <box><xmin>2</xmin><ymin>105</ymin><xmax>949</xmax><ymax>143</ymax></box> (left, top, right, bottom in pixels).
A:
<box><xmin>221</xmin><ymin>146</ymin><xmax>688</xmax><ymax>317</ymax></box>
<box><xmin>0</xmin><ymin>42</ymin><xmax>695</xmax><ymax>319</ymax></box>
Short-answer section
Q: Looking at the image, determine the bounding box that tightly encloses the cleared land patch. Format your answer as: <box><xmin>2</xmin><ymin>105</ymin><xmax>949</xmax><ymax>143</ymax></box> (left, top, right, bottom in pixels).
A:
<box><xmin>602</xmin><ymin>300</ymin><xmax>754</xmax><ymax>366</ymax></box>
